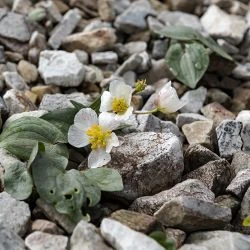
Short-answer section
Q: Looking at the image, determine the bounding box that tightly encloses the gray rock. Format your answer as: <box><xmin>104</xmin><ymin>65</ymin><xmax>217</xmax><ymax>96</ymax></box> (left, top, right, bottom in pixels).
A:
<box><xmin>236</xmin><ymin>110</ymin><xmax>250</xmax><ymax>125</ymax></box>
<box><xmin>25</xmin><ymin>232</ymin><xmax>68</xmax><ymax>250</ymax></box>
<box><xmin>12</xmin><ymin>0</ymin><xmax>31</xmax><ymax>15</ymax></box>
<box><xmin>3</xmin><ymin>71</ymin><xmax>29</xmax><ymax>91</ymax></box>
<box><xmin>130</xmin><ymin>179</ymin><xmax>215</xmax><ymax>215</ymax></box>
<box><xmin>183</xmin><ymin>159</ymin><xmax>232</xmax><ymax>196</ymax></box>
<box><xmin>184</xmin><ymin>144</ymin><xmax>220</xmax><ymax>173</ymax></box>
<box><xmin>0</xmin><ymin>9</ymin><xmax>31</xmax><ymax>42</ymax></box>
<box><xmin>91</xmin><ymin>51</ymin><xmax>118</xmax><ymax>64</ymax></box>
<box><xmin>231</xmin><ymin>151</ymin><xmax>250</xmax><ymax>175</ymax></box>
<box><xmin>44</xmin><ymin>0</ymin><xmax>62</xmax><ymax>23</ymax></box>
<box><xmin>165</xmin><ymin>228</ymin><xmax>186</xmax><ymax>249</ymax></box>
<box><xmin>241</xmin><ymin>123</ymin><xmax>250</xmax><ymax>153</ymax></box>
<box><xmin>123</xmin><ymin>71</ymin><xmax>136</xmax><ymax>87</ymax></box>
<box><xmin>84</xmin><ymin>65</ymin><xmax>104</xmax><ymax>83</ymax></box>
<box><xmin>107</xmin><ymin>132</ymin><xmax>184</xmax><ymax>201</ymax></box>
<box><xmin>137</xmin><ymin>51</ymin><xmax>151</xmax><ymax>73</ymax></box>
<box><xmin>226</xmin><ymin>169</ymin><xmax>250</xmax><ymax>199</ymax></box>
<box><xmin>70</xmin><ymin>221</ymin><xmax>112</xmax><ymax>250</ymax></box>
<box><xmin>124</xmin><ymin>41</ymin><xmax>147</xmax><ymax>56</ymax></box>
<box><xmin>240</xmin><ymin>186</ymin><xmax>250</xmax><ymax>222</ymax></box>
<box><xmin>83</xmin><ymin>20</ymin><xmax>112</xmax><ymax>33</ymax></box>
<box><xmin>154</xmin><ymin>196</ymin><xmax>232</xmax><ymax>232</ymax></box>
<box><xmin>176</xmin><ymin>113</ymin><xmax>209</xmax><ymax>128</ymax></box>
<box><xmin>38</xmin><ymin>50</ymin><xmax>85</xmax><ymax>87</ymax></box>
<box><xmin>113</xmin><ymin>0</ymin><xmax>130</xmax><ymax>15</ymax></box>
<box><xmin>168</xmin><ymin>0</ymin><xmax>198</xmax><ymax>12</ymax></box>
<box><xmin>0</xmin><ymin>192</ymin><xmax>30</xmax><ymax>237</ymax></box>
<box><xmin>217</xmin><ymin>39</ymin><xmax>239</xmax><ymax>55</ymax></box>
<box><xmin>201</xmin><ymin>5</ymin><xmax>247</xmax><ymax>45</ymax></box>
<box><xmin>39</xmin><ymin>93</ymin><xmax>91</xmax><ymax>111</ymax></box>
<box><xmin>0</xmin><ymin>226</ymin><xmax>25</xmax><ymax>250</ymax></box>
<box><xmin>31</xmin><ymin>219</ymin><xmax>64</xmax><ymax>235</ymax></box>
<box><xmin>152</xmin><ymin>40</ymin><xmax>168</xmax><ymax>60</ymax></box>
<box><xmin>216</xmin><ymin>120</ymin><xmax>243</xmax><ymax>159</ymax></box>
<box><xmin>215</xmin><ymin>194</ymin><xmax>240</xmax><ymax>216</ymax></box>
<box><xmin>232</xmin><ymin>63</ymin><xmax>250</xmax><ymax>80</ymax></box>
<box><xmin>147</xmin><ymin>16</ymin><xmax>165</xmax><ymax>34</ymax></box>
<box><xmin>74</xmin><ymin>50</ymin><xmax>89</xmax><ymax>65</ymax></box>
<box><xmin>100</xmin><ymin>218</ymin><xmax>165</xmax><ymax>250</ymax></box>
<box><xmin>181</xmin><ymin>231</ymin><xmax>250</xmax><ymax>250</ymax></box>
<box><xmin>206</xmin><ymin>88</ymin><xmax>231</xmax><ymax>108</ymax></box>
<box><xmin>180</xmin><ymin>87</ymin><xmax>207</xmax><ymax>113</ymax></box>
<box><xmin>48</xmin><ymin>9</ymin><xmax>81</xmax><ymax>49</ymax></box>
<box><xmin>114</xmin><ymin>0</ymin><xmax>155</xmax><ymax>34</ymax></box>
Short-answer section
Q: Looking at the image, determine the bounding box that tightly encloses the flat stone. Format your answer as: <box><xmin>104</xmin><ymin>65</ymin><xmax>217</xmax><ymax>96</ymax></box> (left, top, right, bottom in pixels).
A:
<box><xmin>12</xmin><ymin>0</ymin><xmax>31</xmax><ymax>15</ymax></box>
<box><xmin>124</xmin><ymin>41</ymin><xmax>147</xmax><ymax>56</ymax></box>
<box><xmin>201</xmin><ymin>5</ymin><xmax>247</xmax><ymax>45</ymax></box>
<box><xmin>183</xmin><ymin>159</ymin><xmax>232</xmax><ymax>196</ymax></box>
<box><xmin>0</xmin><ymin>226</ymin><xmax>25</xmax><ymax>250</ymax></box>
<box><xmin>113</xmin><ymin>0</ymin><xmax>130</xmax><ymax>15</ymax></box>
<box><xmin>215</xmin><ymin>194</ymin><xmax>240</xmax><ymax>216</ymax></box>
<box><xmin>154</xmin><ymin>196</ymin><xmax>232</xmax><ymax>232</ymax></box>
<box><xmin>180</xmin><ymin>87</ymin><xmax>207</xmax><ymax>113</ymax></box>
<box><xmin>38</xmin><ymin>50</ymin><xmax>85</xmax><ymax>87</ymax></box>
<box><xmin>176</xmin><ymin>113</ymin><xmax>209</xmax><ymax>128</ymax></box>
<box><xmin>184</xmin><ymin>144</ymin><xmax>220</xmax><ymax>173</ymax></box>
<box><xmin>206</xmin><ymin>88</ymin><xmax>231</xmax><ymax>108</ymax></box>
<box><xmin>201</xmin><ymin>102</ymin><xmax>236</xmax><ymax>127</ymax></box>
<box><xmin>17</xmin><ymin>60</ymin><xmax>38</xmax><ymax>83</ymax></box>
<box><xmin>110</xmin><ymin>209</ymin><xmax>159</xmax><ymax>233</ymax></box>
<box><xmin>62</xmin><ymin>28</ymin><xmax>117</xmax><ymax>53</ymax></box>
<box><xmin>216</xmin><ymin>120</ymin><xmax>243</xmax><ymax>159</ymax></box>
<box><xmin>31</xmin><ymin>219</ymin><xmax>64</xmax><ymax>235</ymax></box>
<box><xmin>0</xmin><ymin>192</ymin><xmax>30</xmax><ymax>237</ymax></box>
<box><xmin>48</xmin><ymin>9</ymin><xmax>81</xmax><ymax>49</ymax></box>
<box><xmin>91</xmin><ymin>51</ymin><xmax>118</xmax><ymax>64</ymax></box>
<box><xmin>25</xmin><ymin>232</ymin><xmax>68</xmax><ymax>250</ymax></box>
<box><xmin>3</xmin><ymin>71</ymin><xmax>29</xmax><ymax>91</ymax></box>
<box><xmin>39</xmin><ymin>93</ymin><xmax>91</xmax><ymax>111</ymax></box>
<box><xmin>130</xmin><ymin>179</ymin><xmax>215</xmax><ymax>215</ymax></box>
<box><xmin>165</xmin><ymin>228</ymin><xmax>186</xmax><ymax>249</ymax></box>
<box><xmin>152</xmin><ymin>40</ymin><xmax>168</xmax><ymax>60</ymax></box>
<box><xmin>182</xmin><ymin>120</ymin><xmax>215</xmax><ymax>150</ymax></box>
<box><xmin>107</xmin><ymin>132</ymin><xmax>184</xmax><ymax>201</ymax></box>
<box><xmin>70</xmin><ymin>220</ymin><xmax>112</xmax><ymax>250</ymax></box>
<box><xmin>100</xmin><ymin>218</ymin><xmax>165</xmax><ymax>250</ymax></box>
<box><xmin>231</xmin><ymin>151</ymin><xmax>250</xmax><ymax>175</ymax></box>
<box><xmin>226</xmin><ymin>169</ymin><xmax>250</xmax><ymax>199</ymax></box>
<box><xmin>44</xmin><ymin>0</ymin><xmax>62</xmax><ymax>23</ymax></box>
<box><xmin>181</xmin><ymin>231</ymin><xmax>250</xmax><ymax>250</ymax></box>
<box><xmin>98</xmin><ymin>0</ymin><xmax>115</xmax><ymax>21</ymax></box>
<box><xmin>114</xmin><ymin>0</ymin><xmax>155</xmax><ymax>34</ymax></box>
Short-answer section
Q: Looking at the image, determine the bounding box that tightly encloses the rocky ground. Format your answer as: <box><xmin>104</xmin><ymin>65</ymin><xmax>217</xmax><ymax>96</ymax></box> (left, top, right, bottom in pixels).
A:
<box><xmin>1</xmin><ymin>0</ymin><xmax>250</xmax><ymax>249</ymax></box>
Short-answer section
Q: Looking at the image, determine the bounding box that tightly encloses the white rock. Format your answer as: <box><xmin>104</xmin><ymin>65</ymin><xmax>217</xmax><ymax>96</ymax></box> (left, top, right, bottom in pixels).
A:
<box><xmin>91</xmin><ymin>51</ymin><xmax>118</xmax><ymax>64</ymax></box>
<box><xmin>100</xmin><ymin>218</ymin><xmax>165</xmax><ymax>250</ymax></box>
<box><xmin>201</xmin><ymin>5</ymin><xmax>247</xmax><ymax>45</ymax></box>
<box><xmin>3</xmin><ymin>71</ymin><xmax>29</xmax><ymax>91</ymax></box>
<box><xmin>38</xmin><ymin>50</ymin><xmax>85</xmax><ymax>87</ymax></box>
<box><xmin>236</xmin><ymin>110</ymin><xmax>250</xmax><ymax>125</ymax></box>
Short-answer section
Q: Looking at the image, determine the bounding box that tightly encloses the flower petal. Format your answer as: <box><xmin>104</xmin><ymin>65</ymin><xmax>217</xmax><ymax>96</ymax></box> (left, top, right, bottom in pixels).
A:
<box><xmin>88</xmin><ymin>149</ymin><xmax>111</xmax><ymax>168</ymax></box>
<box><xmin>106</xmin><ymin>132</ymin><xmax>119</xmax><ymax>153</ymax></box>
<box><xmin>98</xmin><ymin>112</ymin><xmax>122</xmax><ymax>131</ymax></box>
<box><xmin>74</xmin><ymin>108</ymin><xmax>98</xmax><ymax>131</ymax></box>
<box><xmin>100</xmin><ymin>91</ymin><xmax>113</xmax><ymax>112</ymax></box>
<box><xmin>68</xmin><ymin>124</ymin><xmax>89</xmax><ymax>148</ymax></box>
<box><xmin>117</xmin><ymin>106</ymin><xmax>133</xmax><ymax>121</ymax></box>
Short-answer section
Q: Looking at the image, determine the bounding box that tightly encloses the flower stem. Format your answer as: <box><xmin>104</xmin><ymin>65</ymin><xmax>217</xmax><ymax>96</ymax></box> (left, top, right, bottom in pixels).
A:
<box><xmin>133</xmin><ymin>108</ymin><xmax>159</xmax><ymax>115</ymax></box>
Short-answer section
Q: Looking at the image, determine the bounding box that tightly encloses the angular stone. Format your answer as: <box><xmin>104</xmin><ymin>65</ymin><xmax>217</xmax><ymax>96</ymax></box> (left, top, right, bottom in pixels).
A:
<box><xmin>137</xmin><ymin>51</ymin><xmax>151</xmax><ymax>73</ymax></box>
<box><xmin>62</xmin><ymin>28</ymin><xmax>117</xmax><ymax>53</ymax></box>
<box><xmin>110</xmin><ymin>209</ymin><xmax>159</xmax><ymax>233</ymax></box>
<box><xmin>201</xmin><ymin>5</ymin><xmax>247</xmax><ymax>45</ymax></box>
<box><xmin>38</xmin><ymin>50</ymin><xmax>85</xmax><ymax>87</ymax></box>
<box><xmin>240</xmin><ymin>186</ymin><xmax>250</xmax><ymax>222</ymax></box>
<box><xmin>98</xmin><ymin>0</ymin><xmax>115</xmax><ymax>21</ymax></box>
<box><xmin>184</xmin><ymin>144</ymin><xmax>220</xmax><ymax>173</ymax></box>
<box><xmin>183</xmin><ymin>159</ymin><xmax>232</xmax><ymax>196</ymax></box>
<box><xmin>3</xmin><ymin>71</ymin><xmax>29</xmax><ymax>91</ymax></box>
<box><xmin>226</xmin><ymin>169</ymin><xmax>250</xmax><ymax>199</ymax></box>
<box><xmin>180</xmin><ymin>87</ymin><xmax>207</xmax><ymax>113</ymax></box>
<box><xmin>107</xmin><ymin>132</ymin><xmax>184</xmax><ymax>201</ymax></box>
<box><xmin>0</xmin><ymin>192</ymin><xmax>31</xmax><ymax>237</ymax></box>
<box><xmin>130</xmin><ymin>179</ymin><xmax>215</xmax><ymax>215</ymax></box>
<box><xmin>182</xmin><ymin>120</ymin><xmax>215</xmax><ymax>150</ymax></box>
<box><xmin>152</xmin><ymin>40</ymin><xmax>168</xmax><ymax>60</ymax></box>
<box><xmin>17</xmin><ymin>60</ymin><xmax>38</xmax><ymax>83</ymax></box>
<box><xmin>215</xmin><ymin>194</ymin><xmax>240</xmax><ymax>216</ymax></box>
<box><xmin>124</xmin><ymin>41</ymin><xmax>147</xmax><ymax>56</ymax></box>
<box><xmin>31</xmin><ymin>219</ymin><xmax>64</xmax><ymax>235</ymax></box>
<box><xmin>70</xmin><ymin>221</ymin><xmax>112</xmax><ymax>250</ymax></box>
<box><xmin>165</xmin><ymin>228</ymin><xmax>186</xmax><ymax>249</ymax></box>
<box><xmin>25</xmin><ymin>232</ymin><xmax>68</xmax><ymax>250</ymax></box>
<box><xmin>44</xmin><ymin>0</ymin><xmax>62</xmax><ymax>23</ymax></box>
<box><xmin>100</xmin><ymin>219</ymin><xmax>165</xmax><ymax>250</ymax></box>
<box><xmin>39</xmin><ymin>93</ymin><xmax>91</xmax><ymax>111</ymax></box>
<box><xmin>241</xmin><ymin>123</ymin><xmax>250</xmax><ymax>153</ymax></box>
<box><xmin>201</xmin><ymin>102</ymin><xmax>236</xmax><ymax>127</ymax></box>
<box><xmin>216</xmin><ymin>120</ymin><xmax>243</xmax><ymax>159</ymax></box>
<box><xmin>236</xmin><ymin>110</ymin><xmax>250</xmax><ymax>125</ymax></box>
<box><xmin>0</xmin><ymin>226</ymin><xmax>25</xmax><ymax>250</ymax></box>
<box><xmin>176</xmin><ymin>113</ymin><xmax>209</xmax><ymax>128</ymax></box>
<box><xmin>114</xmin><ymin>0</ymin><xmax>155</xmax><ymax>34</ymax></box>
<box><xmin>168</xmin><ymin>0</ymin><xmax>198</xmax><ymax>12</ymax></box>
<box><xmin>206</xmin><ymin>88</ymin><xmax>231</xmax><ymax>108</ymax></box>
<box><xmin>12</xmin><ymin>0</ymin><xmax>31</xmax><ymax>15</ymax></box>
<box><xmin>181</xmin><ymin>231</ymin><xmax>250</xmax><ymax>250</ymax></box>
<box><xmin>231</xmin><ymin>151</ymin><xmax>250</xmax><ymax>175</ymax></box>
<box><xmin>48</xmin><ymin>9</ymin><xmax>81</xmax><ymax>49</ymax></box>
<box><xmin>154</xmin><ymin>196</ymin><xmax>232</xmax><ymax>232</ymax></box>
<box><xmin>31</xmin><ymin>85</ymin><xmax>59</xmax><ymax>102</ymax></box>
<box><xmin>232</xmin><ymin>63</ymin><xmax>250</xmax><ymax>80</ymax></box>
<box><xmin>91</xmin><ymin>51</ymin><xmax>118</xmax><ymax>64</ymax></box>
<box><xmin>233</xmin><ymin>86</ymin><xmax>250</xmax><ymax>109</ymax></box>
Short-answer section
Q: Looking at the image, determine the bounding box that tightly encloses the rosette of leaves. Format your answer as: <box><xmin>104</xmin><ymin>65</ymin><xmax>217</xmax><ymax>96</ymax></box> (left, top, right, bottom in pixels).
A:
<box><xmin>157</xmin><ymin>25</ymin><xmax>233</xmax><ymax>89</ymax></box>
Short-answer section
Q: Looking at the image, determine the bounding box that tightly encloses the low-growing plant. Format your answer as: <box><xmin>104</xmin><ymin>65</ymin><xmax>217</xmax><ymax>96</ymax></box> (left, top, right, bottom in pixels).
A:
<box><xmin>150</xmin><ymin>231</ymin><xmax>176</xmax><ymax>250</ymax></box>
<box><xmin>243</xmin><ymin>215</ymin><xmax>250</xmax><ymax>227</ymax></box>
<box><xmin>156</xmin><ymin>25</ymin><xmax>233</xmax><ymax>89</ymax></box>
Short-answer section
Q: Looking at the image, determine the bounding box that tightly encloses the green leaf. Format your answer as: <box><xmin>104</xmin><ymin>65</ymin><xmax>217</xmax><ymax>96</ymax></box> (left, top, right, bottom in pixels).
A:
<box><xmin>166</xmin><ymin>42</ymin><xmax>209</xmax><ymax>88</ymax></box>
<box><xmin>84</xmin><ymin>168</ymin><xmax>123</xmax><ymax>192</ymax></box>
<box><xmin>243</xmin><ymin>215</ymin><xmax>250</xmax><ymax>227</ymax></box>
<box><xmin>4</xmin><ymin>161</ymin><xmax>33</xmax><ymax>200</ymax></box>
<box><xmin>0</xmin><ymin>117</ymin><xmax>67</xmax><ymax>160</ymax></box>
<box><xmin>149</xmin><ymin>231</ymin><xmax>176</xmax><ymax>250</ymax></box>
<box><xmin>70</xmin><ymin>100</ymin><xmax>86</xmax><ymax>111</ymax></box>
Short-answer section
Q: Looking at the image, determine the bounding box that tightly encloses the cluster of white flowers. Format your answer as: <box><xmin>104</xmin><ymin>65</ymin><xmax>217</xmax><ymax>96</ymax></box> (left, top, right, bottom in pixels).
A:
<box><xmin>68</xmin><ymin>81</ymin><xmax>185</xmax><ymax>168</ymax></box>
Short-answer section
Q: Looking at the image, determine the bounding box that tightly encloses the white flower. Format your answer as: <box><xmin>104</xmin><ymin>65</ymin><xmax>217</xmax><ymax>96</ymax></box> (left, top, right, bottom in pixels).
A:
<box><xmin>68</xmin><ymin>108</ymin><xmax>120</xmax><ymax>168</ymax></box>
<box><xmin>100</xmin><ymin>81</ymin><xmax>133</xmax><ymax>121</ymax></box>
<box><xmin>156</xmin><ymin>81</ymin><xmax>186</xmax><ymax>114</ymax></box>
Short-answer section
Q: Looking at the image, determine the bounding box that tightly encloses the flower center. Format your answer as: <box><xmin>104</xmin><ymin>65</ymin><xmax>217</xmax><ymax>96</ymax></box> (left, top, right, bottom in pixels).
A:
<box><xmin>86</xmin><ymin>124</ymin><xmax>111</xmax><ymax>150</ymax></box>
<box><xmin>111</xmin><ymin>97</ymin><xmax>128</xmax><ymax>115</ymax></box>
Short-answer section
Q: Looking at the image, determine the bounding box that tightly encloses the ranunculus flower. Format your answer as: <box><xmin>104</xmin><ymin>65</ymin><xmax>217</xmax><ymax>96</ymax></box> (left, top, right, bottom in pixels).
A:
<box><xmin>68</xmin><ymin>108</ymin><xmax>119</xmax><ymax>168</ymax></box>
<box><xmin>156</xmin><ymin>81</ymin><xmax>186</xmax><ymax>114</ymax></box>
<box><xmin>100</xmin><ymin>81</ymin><xmax>133</xmax><ymax>121</ymax></box>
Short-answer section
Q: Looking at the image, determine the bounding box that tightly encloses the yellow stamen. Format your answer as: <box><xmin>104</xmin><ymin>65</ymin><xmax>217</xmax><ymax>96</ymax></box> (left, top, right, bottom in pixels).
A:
<box><xmin>86</xmin><ymin>124</ymin><xmax>111</xmax><ymax>150</ymax></box>
<box><xmin>111</xmin><ymin>97</ymin><xmax>128</xmax><ymax>115</ymax></box>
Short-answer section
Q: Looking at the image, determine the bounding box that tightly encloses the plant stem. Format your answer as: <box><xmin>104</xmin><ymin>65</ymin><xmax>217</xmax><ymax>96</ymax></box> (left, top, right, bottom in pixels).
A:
<box><xmin>133</xmin><ymin>108</ymin><xmax>159</xmax><ymax>115</ymax></box>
